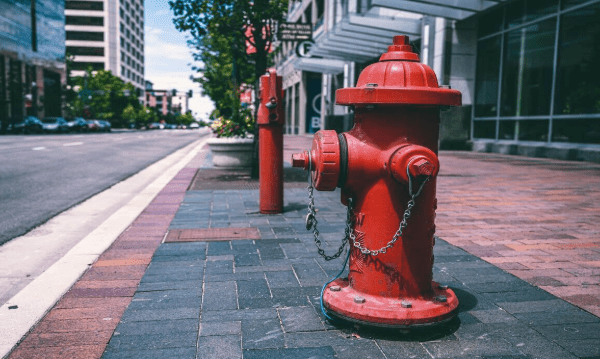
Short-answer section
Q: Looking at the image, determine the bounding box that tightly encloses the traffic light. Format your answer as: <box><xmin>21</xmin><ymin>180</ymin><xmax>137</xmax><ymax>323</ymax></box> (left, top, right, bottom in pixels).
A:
<box><xmin>188</xmin><ymin>90</ymin><xmax>193</xmax><ymax>98</ymax></box>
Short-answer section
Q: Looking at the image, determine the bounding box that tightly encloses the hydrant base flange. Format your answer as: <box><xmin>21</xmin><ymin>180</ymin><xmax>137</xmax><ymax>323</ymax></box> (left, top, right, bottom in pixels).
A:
<box><xmin>323</xmin><ymin>279</ymin><xmax>459</xmax><ymax>328</ymax></box>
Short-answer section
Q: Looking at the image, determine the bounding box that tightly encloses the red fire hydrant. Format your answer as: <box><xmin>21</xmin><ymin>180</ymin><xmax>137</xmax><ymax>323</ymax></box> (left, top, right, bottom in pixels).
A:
<box><xmin>258</xmin><ymin>69</ymin><xmax>284</xmax><ymax>214</ymax></box>
<box><xmin>292</xmin><ymin>36</ymin><xmax>461</xmax><ymax>327</ymax></box>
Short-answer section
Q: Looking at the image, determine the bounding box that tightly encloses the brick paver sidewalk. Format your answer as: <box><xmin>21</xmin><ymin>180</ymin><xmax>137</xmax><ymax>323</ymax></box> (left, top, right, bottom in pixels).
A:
<box><xmin>5</xmin><ymin>135</ymin><xmax>600</xmax><ymax>358</ymax></box>
<box><xmin>436</xmin><ymin>152</ymin><xmax>600</xmax><ymax>317</ymax></box>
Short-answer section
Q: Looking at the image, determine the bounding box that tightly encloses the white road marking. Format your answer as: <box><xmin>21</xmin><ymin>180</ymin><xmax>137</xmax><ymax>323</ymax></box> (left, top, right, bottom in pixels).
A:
<box><xmin>32</xmin><ymin>147</ymin><xmax>46</xmax><ymax>151</ymax></box>
<box><xmin>63</xmin><ymin>142</ymin><xmax>83</xmax><ymax>147</ymax></box>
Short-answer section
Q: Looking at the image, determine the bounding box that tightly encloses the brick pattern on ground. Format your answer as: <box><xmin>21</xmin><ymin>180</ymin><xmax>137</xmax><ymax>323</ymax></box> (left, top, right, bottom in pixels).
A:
<box><xmin>106</xmin><ymin>184</ymin><xmax>599</xmax><ymax>358</ymax></box>
<box><xmin>436</xmin><ymin>152</ymin><xmax>600</xmax><ymax>318</ymax></box>
<box><xmin>7</xmin><ymin>168</ymin><xmax>198</xmax><ymax>359</ymax></box>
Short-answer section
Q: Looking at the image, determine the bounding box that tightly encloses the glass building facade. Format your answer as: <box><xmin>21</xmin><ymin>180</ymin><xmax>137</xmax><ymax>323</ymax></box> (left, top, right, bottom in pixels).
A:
<box><xmin>473</xmin><ymin>0</ymin><xmax>600</xmax><ymax>145</ymax></box>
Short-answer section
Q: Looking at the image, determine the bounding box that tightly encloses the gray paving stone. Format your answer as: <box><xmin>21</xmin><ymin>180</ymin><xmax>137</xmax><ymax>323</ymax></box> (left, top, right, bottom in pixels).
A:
<box><xmin>377</xmin><ymin>340</ymin><xmax>432</xmax><ymax>359</ymax></box>
<box><xmin>207</xmin><ymin>242</ymin><xmax>233</xmax><ymax>256</ymax></box>
<box><xmin>466</xmin><ymin>281</ymin><xmax>532</xmax><ymax>293</ymax></box>
<box><xmin>102</xmin><ymin>347</ymin><xmax>196</xmax><ymax>359</ymax></box>
<box><xmin>532</xmin><ymin>322</ymin><xmax>600</xmax><ymax>341</ymax></box>
<box><xmin>197</xmin><ymin>334</ymin><xmax>242</xmax><ymax>359</ymax></box>
<box><xmin>235</xmin><ymin>253</ymin><xmax>261</xmax><ymax>266</ymax></box>
<box><xmin>242</xmin><ymin>318</ymin><xmax>284</xmax><ymax>349</ymax></box>
<box><xmin>136</xmin><ymin>279</ymin><xmax>203</xmax><ymax>292</ymax></box>
<box><xmin>513</xmin><ymin>309</ymin><xmax>600</xmax><ymax>326</ymax></box>
<box><xmin>422</xmin><ymin>339</ymin><xmax>522</xmax><ymax>358</ymax></box>
<box><xmin>202</xmin><ymin>281</ymin><xmax>238</xmax><ymax>311</ymax></box>
<box><xmin>237</xmin><ymin>279</ymin><xmax>270</xmax><ymax>299</ymax></box>
<box><xmin>133</xmin><ymin>288</ymin><xmax>201</xmax><ymax>299</ymax></box>
<box><xmin>243</xmin><ymin>346</ymin><xmax>336</xmax><ymax>359</ymax></box>
<box><xmin>553</xmin><ymin>338</ymin><xmax>600</xmax><ymax>358</ymax></box>
<box><xmin>292</xmin><ymin>262</ymin><xmax>328</xmax><ymax>286</ymax></box>
<box><xmin>120</xmin><ymin>307</ymin><xmax>200</xmax><ymax>322</ymax></box>
<box><xmin>106</xmin><ymin>331</ymin><xmax>197</xmax><ymax>351</ymax></box>
<box><xmin>481</xmin><ymin>287</ymin><xmax>557</xmax><ymax>303</ymax></box>
<box><xmin>497</xmin><ymin>299</ymin><xmax>578</xmax><ymax>314</ymax></box>
<box><xmin>205</xmin><ymin>271</ymin><xmax>265</xmax><ymax>283</ymax></box>
<box><xmin>333</xmin><ymin>339</ymin><xmax>388</xmax><ymax>359</ymax></box>
<box><xmin>154</xmin><ymin>243</ymin><xmax>207</xmax><ymax>258</ymax></box>
<box><xmin>283</xmin><ymin>330</ymin><xmax>351</xmax><ymax>347</ymax></box>
<box><xmin>140</xmin><ymin>271</ymin><xmax>204</xmax><ymax>283</ymax></box>
<box><xmin>266</xmin><ymin>271</ymin><xmax>300</xmax><ymax>288</ymax></box>
<box><xmin>125</xmin><ymin>296</ymin><xmax>202</xmax><ymax>311</ymax></box>
<box><xmin>202</xmin><ymin>308</ymin><xmax>279</xmax><ymax>322</ymax></box>
<box><xmin>205</xmin><ymin>259</ymin><xmax>233</xmax><ymax>275</ymax></box>
<box><xmin>469</xmin><ymin>309</ymin><xmax>518</xmax><ymax>323</ymax></box>
<box><xmin>278</xmin><ymin>306</ymin><xmax>324</xmax><ymax>332</ymax></box>
<box><xmin>199</xmin><ymin>321</ymin><xmax>242</xmax><ymax>336</ymax></box>
<box><xmin>115</xmin><ymin>319</ymin><xmax>198</xmax><ymax>336</ymax></box>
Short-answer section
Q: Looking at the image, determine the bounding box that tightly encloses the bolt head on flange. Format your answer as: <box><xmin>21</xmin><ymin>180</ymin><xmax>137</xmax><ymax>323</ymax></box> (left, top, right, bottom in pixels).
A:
<box><xmin>390</xmin><ymin>145</ymin><xmax>439</xmax><ymax>183</ymax></box>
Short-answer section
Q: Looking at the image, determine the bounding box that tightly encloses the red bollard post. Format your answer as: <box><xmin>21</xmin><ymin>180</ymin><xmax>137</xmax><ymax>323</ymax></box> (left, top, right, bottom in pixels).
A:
<box><xmin>258</xmin><ymin>69</ymin><xmax>284</xmax><ymax>214</ymax></box>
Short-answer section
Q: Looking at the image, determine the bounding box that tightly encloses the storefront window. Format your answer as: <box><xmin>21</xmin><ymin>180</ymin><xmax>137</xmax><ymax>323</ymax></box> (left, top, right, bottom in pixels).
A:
<box><xmin>505</xmin><ymin>0</ymin><xmax>525</xmax><ymax>29</ymax></box>
<box><xmin>552</xmin><ymin>119</ymin><xmax>600</xmax><ymax>144</ymax></box>
<box><xmin>554</xmin><ymin>2</ymin><xmax>600</xmax><ymax>115</ymax></box>
<box><xmin>478</xmin><ymin>8</ymin><xmax>503</xmax><ymax>38</ymax></box>
<box><xmin>500</xmin><ymin>18</ymin><xmax>556</xmax><ymax>117</ymax></box>
<box><xmin>474</xmin><ymin>36</ymin><xmax>501</xmax><ymax>117</ymax></box>
<box><xmin>518</xmin><ymin>120</ymin><xmax>548</xmax><ymax>141</ymax></box>
<box><xmin>499</xmin><ymin>120</ymin><xmax>516</xmax><ymax>140</ymax></box>
<box><xmin>525</xmin><ymin>0</ymin><xmax>558</xmax><ymax>22</ymax></box>
<box><xmin>473</xmin><ymin>121</ymin><xmax>496</xmax><ymax>139</ymax></box>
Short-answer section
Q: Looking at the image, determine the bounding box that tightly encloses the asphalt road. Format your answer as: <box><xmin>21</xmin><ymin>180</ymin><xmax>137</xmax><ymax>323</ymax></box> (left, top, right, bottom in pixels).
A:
<box><xmin>0</xmin><ymin>130</ymin><xmax>204</xmax><ymax>245</ymax></box>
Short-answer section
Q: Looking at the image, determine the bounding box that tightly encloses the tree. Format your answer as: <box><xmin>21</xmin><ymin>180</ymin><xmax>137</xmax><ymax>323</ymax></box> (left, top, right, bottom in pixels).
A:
<box><xmin>66</xmin><ymin>70</ymin><xmax>140</xmax><ymax>127</ymax></box>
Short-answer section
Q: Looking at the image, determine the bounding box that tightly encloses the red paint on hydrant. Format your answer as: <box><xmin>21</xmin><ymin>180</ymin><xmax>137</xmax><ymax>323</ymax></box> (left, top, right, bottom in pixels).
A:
<box><xmin>258</xmin><ymin>69</ymin><xmax>284</xmax><ymax>214</ymax></box>
<box><xmin>292</xmin><ymin>35</ymin><xmax>462</xmax><ymax>327</ymax></box>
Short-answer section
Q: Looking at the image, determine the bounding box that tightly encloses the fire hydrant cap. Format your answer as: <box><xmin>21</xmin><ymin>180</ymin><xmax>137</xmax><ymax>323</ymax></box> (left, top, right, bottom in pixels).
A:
<box><xmin>336</xmin><ymin>35</ymin><xmax>462</xmax><ymax>107</ymax></box>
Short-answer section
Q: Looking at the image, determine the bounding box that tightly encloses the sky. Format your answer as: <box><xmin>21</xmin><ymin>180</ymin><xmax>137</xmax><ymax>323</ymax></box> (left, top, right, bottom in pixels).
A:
<box><xmin>144</xmin><ymin>1</ymin><xmax>214</xmax><ymax>120</ymax></box>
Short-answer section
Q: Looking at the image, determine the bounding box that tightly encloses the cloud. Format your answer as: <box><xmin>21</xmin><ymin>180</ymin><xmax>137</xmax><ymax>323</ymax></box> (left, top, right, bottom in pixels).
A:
<box><xmin>144</xmin><ymin>26</ymin><xmax>194</xmax><ymax>61</ymax></box>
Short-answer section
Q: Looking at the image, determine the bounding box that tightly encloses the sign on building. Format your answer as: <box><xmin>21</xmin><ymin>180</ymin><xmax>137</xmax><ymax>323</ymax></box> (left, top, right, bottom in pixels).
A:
<box><xmin>278</xmin><ymin>23</ymin><xmax>312</xmax><ymax>41</ymax></box>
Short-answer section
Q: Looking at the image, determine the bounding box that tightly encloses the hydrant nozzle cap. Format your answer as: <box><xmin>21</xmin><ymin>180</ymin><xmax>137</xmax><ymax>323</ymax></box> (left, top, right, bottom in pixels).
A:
<box><xmin>380</xmin><ymin>35</ymin><xmax>420</xmax><ymax>62</ymax></box>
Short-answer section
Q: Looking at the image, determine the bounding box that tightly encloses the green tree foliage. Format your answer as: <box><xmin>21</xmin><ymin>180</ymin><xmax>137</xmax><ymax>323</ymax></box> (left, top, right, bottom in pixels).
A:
<box><xmin>176</xmin><ymin>112</ymin><xmax>195</xmax><ymax>126</ymax></box>
<box><xmin>169</xmin><ymin>0</ymin><xmax>287</xmax><ymax>130</ymax></box>
<box><xmin>66</xmin><ymin>70</ymin><xmax>140</xmax><ymax>127</ymax></box>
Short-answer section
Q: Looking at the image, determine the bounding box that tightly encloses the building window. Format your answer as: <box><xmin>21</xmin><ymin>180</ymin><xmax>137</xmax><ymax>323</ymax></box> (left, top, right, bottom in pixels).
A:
<box><xmin>66</xmin><ymin>1</ymin><xmax>104</xmax><ymax>11</ymax></box>
<box><xmin>500</xmin><ymin>18</ymin><xmax>556</xmax><ymax>117</ymax></box>
<box><xmin>67</xmin><ymin>31</ymin><xmax>104</xmax><ymax>41</ymax></box>
<box><xmin>473</xmin><ymin>0</ymin><xmax>600</xmax><ymax>144</ymax></box>
<box><xmin>121</xmin><ymin>66</ymin><xmax>125</xmax><ymax>75</ymax></box>
<box><xmin>120</xmin><ymin>37</ymin><xmax>125</xmax><ymax>47</ymax></box>
<box><xmin>66</xmin><ymin>16</ymin><xmax>104</xmax><ymax>26</ymax></box>
<box><xmin>70</xmin><ymin>62</ymin><xmax>105</xmax><ymax>71</ymax></box>
<box><xmin>66</xmin><ymin>46</ymin><xmax>105</xmax><ymax>56</ymax></box>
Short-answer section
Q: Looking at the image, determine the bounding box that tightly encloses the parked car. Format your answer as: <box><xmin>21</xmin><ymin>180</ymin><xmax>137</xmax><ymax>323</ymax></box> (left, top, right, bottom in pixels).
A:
<box><xmin>189</xmin><ymin>122</ymin><xmax>200</xmax><ymax>129</ymax></box>
<box><xmin>67</xmin><ymin>117</ymin><xmax>89</xmax><ymax>132</ymax></box>
<box><xmin>96</xmin><ymin>120</ymin><xmax>111</xmax><ymax>132</ymax></box>
<box><xmin>148</xmin><ymin>122</ymin><xmax>164</xmax><ymax>130</ymax></box>
<box><xmin>42</xmin><ymin>117</ymin><xmax>69</xmax><ymax>133</ymax></box>
<box><xmin>87</xmin><ymin>119</ymin><xmax>100</xmax><ymax>132</ymax></box>
<box><xmin>9</xmin><ymin>116</ymin><xmax>43</xmax><ymax>134</ymax></box>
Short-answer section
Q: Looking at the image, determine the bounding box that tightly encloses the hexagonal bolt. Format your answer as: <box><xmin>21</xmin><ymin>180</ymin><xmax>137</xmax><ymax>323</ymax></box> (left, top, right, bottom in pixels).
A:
<box><xmin>354</xmin><ymin>296</ymin><xmax>366</xmax><ymax>304</ymax></box>
<box><xmin>401</xmin><ymin>301</ymin><xmax>412</xmax><ymax>308</ymax></box>
<box><xmin>410</xmin><ymin>158</ymin><xmax>435</xmax><ymax>177</ymax></box>
<box><xmin>329</xmin><ymin>285</ymin><xmax>341</xmax><ymax>292</ymax></box>
<box><xmin>435</xmin><ymin>295</ymin><xmax>447</xmax><ymax>303</ymax></box>
<box><xmin>291</xmin><ymin>152</ymin><xmax>309</xmax><ymax>170</ymax></box>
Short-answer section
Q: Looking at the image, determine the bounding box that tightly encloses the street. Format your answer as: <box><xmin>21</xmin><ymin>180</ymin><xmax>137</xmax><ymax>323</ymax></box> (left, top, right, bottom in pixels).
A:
<box><xmin>0</xmin><ymin>130</ymin><xmax>204</xmax><ymax>245</ymax></box>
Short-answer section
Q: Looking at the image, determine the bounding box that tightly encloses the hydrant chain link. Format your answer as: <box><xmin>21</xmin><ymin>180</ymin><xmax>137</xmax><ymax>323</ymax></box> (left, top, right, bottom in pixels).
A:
<box><xmin>351</xmin><ymin>172</ymin><xmax>430</xmax><ymax>256</ymax></box>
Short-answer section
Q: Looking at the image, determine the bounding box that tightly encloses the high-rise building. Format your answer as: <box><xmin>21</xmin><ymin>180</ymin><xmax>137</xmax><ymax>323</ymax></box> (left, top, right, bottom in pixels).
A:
<box><xmin>0</xmin><ymin>0</ymin><xmax>66</xmax><ymax>128</ymax></box>
<box><xmin>65</xmin><ymin>0</ymin><xmax>145</xmax><ymax>93</ymax></box>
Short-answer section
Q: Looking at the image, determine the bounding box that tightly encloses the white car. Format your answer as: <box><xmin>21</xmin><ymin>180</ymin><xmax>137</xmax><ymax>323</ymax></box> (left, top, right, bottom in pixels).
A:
<box><xmin>189</xmin><ymin>122</ymin><xmax>200</xmax><ymax>129</ymax></box>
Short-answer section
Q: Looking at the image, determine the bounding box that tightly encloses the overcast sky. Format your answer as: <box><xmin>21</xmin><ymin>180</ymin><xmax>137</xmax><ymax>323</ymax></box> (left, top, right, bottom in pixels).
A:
<box><xmin>144</xmin><ymin>1</ymin><xmax>214</xmax><ymax>119</ymax></box>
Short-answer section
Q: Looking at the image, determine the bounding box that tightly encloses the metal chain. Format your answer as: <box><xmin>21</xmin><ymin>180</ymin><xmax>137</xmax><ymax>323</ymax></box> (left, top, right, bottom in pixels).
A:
<box><xmin>305</xmin><ymin>152</ymin><xmax>353</xmax><ymax>261</ymax></box>
<box><xmin>305</xmin><ymin>153</ymin><xmax>430</xmax><ymax>259</ymax></box>
<box><xmin>351</xmin><ymin>167</ymin><xmax>430</xmax><ymax>256</ymax></box>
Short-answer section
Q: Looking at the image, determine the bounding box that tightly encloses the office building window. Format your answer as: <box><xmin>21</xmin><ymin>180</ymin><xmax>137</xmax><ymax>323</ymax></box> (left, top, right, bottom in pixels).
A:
<box><xmin>67</xmin><ymin>31</ymin><xmax>104</xmax><ymax>42</ymax></box>
<box><xmin>473</xmin><ymin>0</ymin><xmax>600</xmax><ymax>144</ymax></box>
<box><xmin>66</xmin><ymin>46</ymin><xmax>105</xmax><ymax>56</ymax></box>
<box><xmin>66</xmin><ymin>16</ymin><xmax>104</xmax><ymax>26</ymax></box>
<box><xmin>70</xmin><ymin>62</ymin><xmax>105</xmax><ymax>71</ymax></box>
<box><xmin>66</xmin><ymin>1</ymin><xmax>104</xmax><ymax>11</ymax></box>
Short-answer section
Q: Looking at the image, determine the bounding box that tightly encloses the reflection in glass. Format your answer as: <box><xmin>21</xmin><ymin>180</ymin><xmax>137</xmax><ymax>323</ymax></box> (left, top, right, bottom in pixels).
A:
<box><xmin>554</xmin><ymin>3</ymin><xmax>600</xmax><ymax>115</ymax></box>
<box><xmin>499</xmin><ymin>120</ymin><xmax>516</xmax><ymax>140</ymax></box>
<box><xmin>473</xmin><ymin>121</ymin><xmax>496</xmax><ymax>139</ymax></box>
<box><xmin>474</xmin><ymin>36</ymin><xmax>501</xmax><ymax>117</ymax></box>
<box><xmin>501</xmin><ymin>18</ymin><xmax>556</xmax><ymax>117</ymax></box>
<box><xmin>552</xmin><ymin>119</ymin><xmax>600</xmax><ymax>144</ymax></box>
<box><xmin>518</xmin><ymin>120</ymin><xmax>548</xmax><ymax>141</ymax></box>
